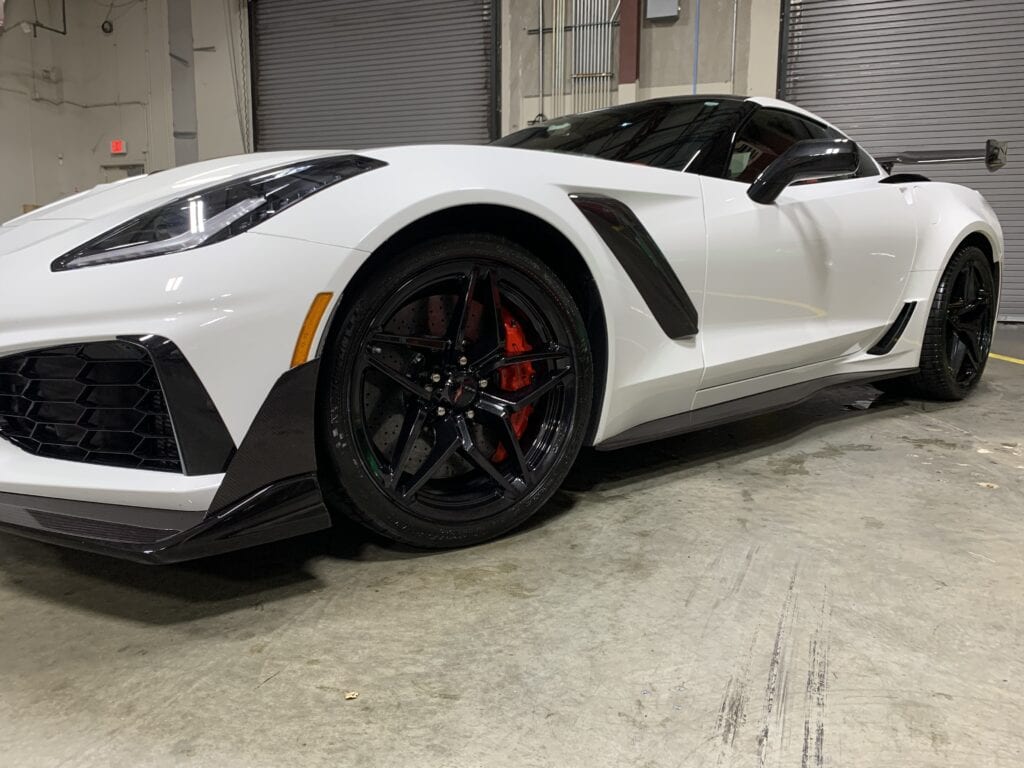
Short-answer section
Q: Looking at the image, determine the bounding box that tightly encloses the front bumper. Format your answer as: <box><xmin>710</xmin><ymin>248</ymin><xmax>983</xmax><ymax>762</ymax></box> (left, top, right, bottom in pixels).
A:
<box><xmin>0</xmin><ymin>475</ymin><xmax>330</xmax><ymax>564</ymax></box>
<box><xmin>0</xmin><ymin>214</ymin><xmax>365</xmax><ymax>559</ymax></box>
<box><xmin>0</xmin><ymin>222</ymin><xmax>361</xmax><ymax>486</ymax></box>
<box><xmin>0</xmin><ymin>348</ymin><xmax>333</xmax><ymax>562</ymax></box>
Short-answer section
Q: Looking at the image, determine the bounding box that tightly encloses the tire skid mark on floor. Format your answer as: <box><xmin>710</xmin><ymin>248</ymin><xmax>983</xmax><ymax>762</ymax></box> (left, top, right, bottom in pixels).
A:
<box><xmin>715</xmin><ymin>675</ymin><xmax>747</xmax><ymax>747</ymax></box>
<box><xmin>712</xmin><ymin>544</ymin><xmax>760</xmax><ymax>612</ymax></box>
<box><xmin>757</xmin><ymin>562</ymin><xmax>799</xmax><ymax>768</ymax></box>
<box><xmin>713</xmin><ymin>628</ymin><xmax>760</xmax><ymax>765</ymax></box>
<box><xmin>801</xmin><ymin>587</ymin><xmax>831</xmax><ymax>768</ymax></box>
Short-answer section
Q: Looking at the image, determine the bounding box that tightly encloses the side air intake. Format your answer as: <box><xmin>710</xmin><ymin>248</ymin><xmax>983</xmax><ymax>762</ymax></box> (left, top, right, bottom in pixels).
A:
<box><xmin>868</xmin><ymin>302</ymin><xmax>917</xmax><ymax>355</ymax></box>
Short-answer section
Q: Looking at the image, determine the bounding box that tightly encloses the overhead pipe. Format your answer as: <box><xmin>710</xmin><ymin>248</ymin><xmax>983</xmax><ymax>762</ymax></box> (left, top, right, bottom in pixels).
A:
<box><xmin>553</xmin><ymin>0</ymin><xmax>561</xmax><ymax>115</ymax></box>
<box><xmin>561</xmin><ymin>0</ymin><xmax>566</xmax><ymax>115</ymax></box>
<box><xmin>592</xmin><ymin>0</ymin><xmax>598</xmax><ymax>110</ymax></box>
<box><xmin>562</xmin><ymin>0</ymin><xmax>568</xmax><ymax>113</ymax></box>
<box><xmin>585</xmin><ymin>0</ymin><xmax>591</xmax><ymax>111</ymax></box>
<box><xmin>598</xmin><ymin>0</ymin><xmax>603</xmax><ymax>110</ymax></box>
<box><xmin>581</xmin><ymin>0</ymin><xmax>589</xmax><ymax>111</ymax></box>
<box><xmin>577</xmin><ymin>0</ymin><xmax>584</xmax><ymax>112</ymax></box>
<box><xmin>552</xmin><ymin>3</ymin><xmax>557</xmax><ymax>116</ymax></box>
<box><xmin>583</xmin><ymin>0</ymin><xmax>591</xmax><ymax>111</ymax></box>
<box><xmin>597</xmin><ymin>0</ymin><xmax>602</xmax><ymax>109</ymax></box>
<box><xmin>692</xmin><ymin>0</ymin><xmax>701</xmax><ymax>95</ymax></box>
<box><xmin>577</xmin><ymin>0</ymin><xmax>588</xmax><ymax>112</ymax></box>
<box><xmin>730</xmin><ymin>0</ymin><xmax>739</xmax><ymax>92</ymax></box>
<box><xmin>538</xmin><ymin>0</ymin><xmax>545</xmax><ymax>121</ymax></box>
<box><xmin>593</xmin><ymin>0</ymin><xmax>600</xmax><ymax>110</ymax></box>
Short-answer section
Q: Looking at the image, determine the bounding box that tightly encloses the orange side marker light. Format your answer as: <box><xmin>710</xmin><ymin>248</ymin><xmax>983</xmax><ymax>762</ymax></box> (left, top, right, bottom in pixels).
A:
<box><xmin>291</xmin><ymin>292</ymin><xmax>334</xmax><ymax>368</ymax></box>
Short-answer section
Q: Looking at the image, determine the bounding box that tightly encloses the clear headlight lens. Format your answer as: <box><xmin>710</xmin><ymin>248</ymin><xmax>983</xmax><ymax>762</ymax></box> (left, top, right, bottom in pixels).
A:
<box><xmin>52</xmin><ymin>154</ymin><xmax>386</xmax><ymax>271</ymax></box>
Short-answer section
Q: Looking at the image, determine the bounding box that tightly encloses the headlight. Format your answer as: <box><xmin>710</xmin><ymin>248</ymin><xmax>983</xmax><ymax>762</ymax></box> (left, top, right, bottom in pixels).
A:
<box><xmin>52</xmin><ymin>154</ymin><xmax>386</xmax><ymax>271</ymax></box>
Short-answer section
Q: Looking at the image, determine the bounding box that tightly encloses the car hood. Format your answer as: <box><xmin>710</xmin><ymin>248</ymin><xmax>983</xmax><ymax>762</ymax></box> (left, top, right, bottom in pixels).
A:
<box><xmin>2</xmin><ymin>150</ymin><xmax>339</xmax><ymax>227</ymax></box>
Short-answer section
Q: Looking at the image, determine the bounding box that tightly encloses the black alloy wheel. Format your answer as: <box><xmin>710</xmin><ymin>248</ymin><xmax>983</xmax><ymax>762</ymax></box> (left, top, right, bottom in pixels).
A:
<box><xmin>943</xmin><ymin>255</ymin><xmax>995</xmax><ymax>388</ymax></box>
<box><xmin>906</xmin><ymin>244</ymin><xmax>996</xmax><ymax>400</ymax></box>
<box><xmin>323</xmin><ymin>234</ymin><xmax>593</xmax><ymax>548</ymax></box>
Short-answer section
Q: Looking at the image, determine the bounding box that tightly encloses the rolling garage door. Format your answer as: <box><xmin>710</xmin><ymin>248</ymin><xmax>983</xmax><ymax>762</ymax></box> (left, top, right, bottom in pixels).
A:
<box><xmin>251</xmin><ymin>0</ymin><xmax>497</xmax><ymax>150</ymax></box>
<box><xmin>780</xmin><ymin>0</ymin><xmax>1024</xmax><ymax>321</ymax></box>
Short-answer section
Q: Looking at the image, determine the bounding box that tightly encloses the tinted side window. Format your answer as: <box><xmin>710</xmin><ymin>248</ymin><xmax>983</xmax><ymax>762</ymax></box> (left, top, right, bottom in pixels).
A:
<box><xmin>727</xmin><ymin>109</ymin><xmax>827</xmax><ymax>183</ymax></box>
<box><xmin>616</xmin><ymin>101</ymin><xmax>720</xmax><ymax>170</ymax></box>
<box><xmin>728</xmin><ymin>108</ymin><xmax>879</xmax><ymax>183</ymax></box>
<box><xmin>494</xmin><ymin>100</ymin><xmax>747</xmax><ymax>172</ymax></box>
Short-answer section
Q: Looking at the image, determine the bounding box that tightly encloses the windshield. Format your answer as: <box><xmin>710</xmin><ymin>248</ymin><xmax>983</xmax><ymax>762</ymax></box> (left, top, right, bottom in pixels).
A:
<box><xmin>493</xmin><ymin>98</ymin><xmax>749</xmax><ymax>172</ymax></box>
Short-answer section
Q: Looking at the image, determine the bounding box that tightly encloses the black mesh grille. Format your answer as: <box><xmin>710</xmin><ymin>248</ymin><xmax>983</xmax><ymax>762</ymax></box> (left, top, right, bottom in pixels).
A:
<box><xmin>0</xmin><ymin>342</ymin><xmax>182</xmax><ymax>472</ymax></box>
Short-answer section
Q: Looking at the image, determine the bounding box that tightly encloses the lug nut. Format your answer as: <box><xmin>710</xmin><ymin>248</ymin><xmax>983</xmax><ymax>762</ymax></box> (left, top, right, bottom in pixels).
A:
<box><xmin>465</xmin><ymin>409</ymin><xmax>475</xmax><ymax>419</ymax></box>
<box><xmin>436</xmin><ymin>406</ymin><xmax>446</xmax><ymax>416</ymax></box>
<box><xmin>370</xmin><ymin>346</ymin><xmax>382</xmax><ymax>355</ymax></box>
<box><xmin>478</xmin><ymin>379</ymin><xmax>488</xmax><ymax>388</ymax></box>
<box><xmin>430</xmin><ymin>372</ymin><xmax>441</xmax><ymax>383</ymax></box>
<box><xmin>424</xmin><ymin>385</ymin><xmax>433</xmax><ymax>394</ymax></box>
<box><xmin>458</xmin><ymin>355</ymin><xmax>468</xmax><ymax>366</ymax></box>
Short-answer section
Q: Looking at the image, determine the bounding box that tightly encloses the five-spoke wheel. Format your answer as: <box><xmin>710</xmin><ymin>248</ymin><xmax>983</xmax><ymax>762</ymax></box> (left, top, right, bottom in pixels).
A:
<box><xmin>323</xmin><ymin>234</ymin><xmax>593</xmax><ymax>547</ymax></box>
<box><xmin>898</xmin><ymin>243</ymin><xmax>996</xmax><ymax>400</ymax></box>
<box><xmin>944</xmin><ymin>255</ymin><xmax>994</xmax><ymax>388</ymax></box>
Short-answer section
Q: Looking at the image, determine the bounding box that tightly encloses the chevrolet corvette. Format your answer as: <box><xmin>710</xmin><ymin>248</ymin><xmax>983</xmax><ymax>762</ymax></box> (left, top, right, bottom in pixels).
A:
<box><xmin>0</xmin><ymin>95</ymin><xmax>1005</xmax><ymax>561</ymax></box>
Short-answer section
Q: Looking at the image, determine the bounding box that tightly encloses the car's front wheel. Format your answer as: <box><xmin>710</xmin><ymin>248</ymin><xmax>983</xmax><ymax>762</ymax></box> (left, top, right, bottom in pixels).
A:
<box><xmin>321</xmin><ymin>233</ymin><xmax>593</xmax><ymax>548</ymax></box>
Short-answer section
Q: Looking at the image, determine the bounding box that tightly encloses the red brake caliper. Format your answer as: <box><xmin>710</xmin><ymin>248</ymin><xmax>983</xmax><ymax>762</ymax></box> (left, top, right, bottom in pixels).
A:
<box><xmin>491</xmin><ymin>308</ymin><xmax>535</xmax><ymax>462</ymax></box>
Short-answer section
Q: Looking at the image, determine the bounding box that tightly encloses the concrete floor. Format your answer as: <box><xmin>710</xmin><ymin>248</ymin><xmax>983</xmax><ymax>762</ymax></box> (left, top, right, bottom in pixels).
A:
<box><xmin>1</xmin><ymin>327</ymin><xmax>1022</xmax><ymax>768</ymax></box>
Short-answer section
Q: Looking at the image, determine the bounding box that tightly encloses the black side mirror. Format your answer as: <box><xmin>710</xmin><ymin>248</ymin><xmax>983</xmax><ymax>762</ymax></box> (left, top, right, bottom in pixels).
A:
<box><xmin>748</xmin><ymin>139</ymin><xmax>860</xmax><ymax>204</ymax></box>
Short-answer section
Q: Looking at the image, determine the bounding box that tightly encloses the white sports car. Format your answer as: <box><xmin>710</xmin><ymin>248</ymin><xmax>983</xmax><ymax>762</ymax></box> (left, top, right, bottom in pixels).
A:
<box><xmin>0</xmin><ymin>96</ymin><xmax>1004</xmax><ymax>561</ymax></box>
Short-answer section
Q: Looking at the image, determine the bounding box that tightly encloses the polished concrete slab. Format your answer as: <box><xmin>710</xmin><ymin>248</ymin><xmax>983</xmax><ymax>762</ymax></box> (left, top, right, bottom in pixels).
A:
<box><xmin>1</xmin><ymin>327</ymin><xmax>1021</xmax><ymax>767</ymax></box>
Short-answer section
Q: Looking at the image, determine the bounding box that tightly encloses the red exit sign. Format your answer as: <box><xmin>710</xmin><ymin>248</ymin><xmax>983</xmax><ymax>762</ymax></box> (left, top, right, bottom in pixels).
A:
<box><xmin>110</xmin><ymin>139</ymin><xmax>127</xmax><ymax>155</ymax></box>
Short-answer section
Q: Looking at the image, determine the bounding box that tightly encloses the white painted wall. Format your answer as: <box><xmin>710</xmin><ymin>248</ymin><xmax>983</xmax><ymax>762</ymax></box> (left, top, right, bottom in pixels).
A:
<box><xmin>0</xmin><ymin>0</ymin><xmax>249</xmax><ymax>223</ymax></box>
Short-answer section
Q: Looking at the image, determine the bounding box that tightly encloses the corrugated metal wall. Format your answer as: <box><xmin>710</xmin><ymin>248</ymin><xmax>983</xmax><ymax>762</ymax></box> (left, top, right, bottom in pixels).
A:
<box><xmin>780</xmin><ymin>0</ymin><xmax>1024</xmax><ymax>320</ymax></box>
<box><xmin>252</xmin><ymin>0</ymin><xmax>496</xmax><ymax>150</ymax></box>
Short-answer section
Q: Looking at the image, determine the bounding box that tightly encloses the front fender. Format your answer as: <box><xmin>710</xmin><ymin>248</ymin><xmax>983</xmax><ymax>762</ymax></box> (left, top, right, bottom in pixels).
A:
<box><xmin>252</xmin><ymin>145</ymin><xmax>710</xmax><ymax>445</ymax></box>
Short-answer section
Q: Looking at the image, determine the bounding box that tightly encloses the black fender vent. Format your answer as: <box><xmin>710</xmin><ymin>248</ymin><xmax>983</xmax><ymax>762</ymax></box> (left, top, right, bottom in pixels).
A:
<box><xmin>868</xmin><ymin>302</ymin><xmax>917</xmax><ymax>356</ymax></box>
<box><xmin>569</xmin><ymin>193</ymin><xmax>699</xmax><ymax>339</ymax></box>
<box><xmin>0</xmin><ymin>341</ymin><xmax>182</xmax><ymax>472</ymax></box>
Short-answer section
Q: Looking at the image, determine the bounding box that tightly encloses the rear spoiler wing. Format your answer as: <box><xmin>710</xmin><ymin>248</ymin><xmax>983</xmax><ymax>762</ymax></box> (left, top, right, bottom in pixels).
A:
<box><xmin>877</xmin><ymin>139</ymin><xmax>1008</xmax><ymax>174</ymax></box>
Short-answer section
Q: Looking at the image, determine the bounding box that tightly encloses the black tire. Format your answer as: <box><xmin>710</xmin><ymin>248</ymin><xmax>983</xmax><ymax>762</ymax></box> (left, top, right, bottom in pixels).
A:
<box><xmin>320</xmin><ymin>233</ymin><xmax>594</xmax><ymax>548</ymax></box>
<box><xmin>880</xmin><ymin>244</ymin><xmax>995</xmax><ymax>401</ymax></box>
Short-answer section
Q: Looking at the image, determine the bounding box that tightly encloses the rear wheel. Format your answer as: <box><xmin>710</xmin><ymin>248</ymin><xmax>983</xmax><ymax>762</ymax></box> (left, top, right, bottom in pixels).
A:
<box><xmin>880</xmin><ymin>244</ymin><xmax>995</xmax><ymax>400</ymax></box>
<box><xmin>322</xmin><ymin>234</ymin><xmax>593</xmax><ymax>548</ymax></box>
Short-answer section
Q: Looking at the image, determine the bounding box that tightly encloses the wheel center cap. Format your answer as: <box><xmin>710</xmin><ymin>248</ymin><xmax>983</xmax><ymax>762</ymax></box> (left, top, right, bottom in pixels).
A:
<box><xmin>442</xmin><ymin>373</ymin><xmax>478</xmax><ymax>409</ymax></box>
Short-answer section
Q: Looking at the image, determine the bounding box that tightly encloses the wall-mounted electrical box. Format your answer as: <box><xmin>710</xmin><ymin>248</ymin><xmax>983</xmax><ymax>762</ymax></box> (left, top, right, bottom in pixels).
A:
<box><xmin>647</xmin><ymin>0</ymin><xmax>679</xmax><ymax>21</ymax></box>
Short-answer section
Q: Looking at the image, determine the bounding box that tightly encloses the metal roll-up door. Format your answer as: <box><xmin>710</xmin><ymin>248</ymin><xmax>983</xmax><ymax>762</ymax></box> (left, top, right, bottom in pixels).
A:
<box><xmin>252</xmin><ymin>0</ymin><xmax>497</xmax><ymax>150</ymax></box>
<box><xmin>780</xmin><ymin>0</ymin><xmax>1024</xmax><ymax>321</ymax></box>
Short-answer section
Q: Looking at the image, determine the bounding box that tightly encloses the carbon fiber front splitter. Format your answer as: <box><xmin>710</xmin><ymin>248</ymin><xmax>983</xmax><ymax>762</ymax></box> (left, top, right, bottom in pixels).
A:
<box><xmin>0</xmin><ymin>474</ymin><xmax>331</xmax><ymax>564</ymax></box>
